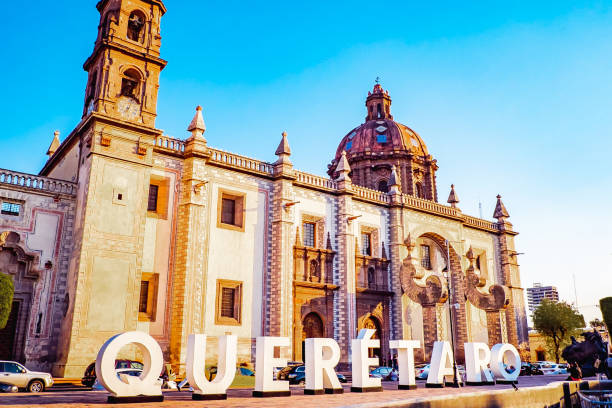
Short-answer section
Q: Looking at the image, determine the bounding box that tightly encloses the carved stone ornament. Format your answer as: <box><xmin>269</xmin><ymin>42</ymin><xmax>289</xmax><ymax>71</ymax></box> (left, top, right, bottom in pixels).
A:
<box><xmin>464</xmin><ymin>246</ymin><xmax>507</xmax><ymax>311</ymax></box>
<box><xmin>399</xmin><ymin>234</ymin><xmax>446</xmax><ymax>306</ymax></box>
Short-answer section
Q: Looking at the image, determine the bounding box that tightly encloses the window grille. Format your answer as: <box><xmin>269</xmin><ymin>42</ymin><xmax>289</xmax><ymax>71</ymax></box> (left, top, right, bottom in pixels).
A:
<box><xmin>361</xmin><ymin>233</ymin><xmax>372</xmax><ymax>256</ymax></box>
<box><xmin>420</xmin><ymin>245</ymin><xmax>432</xmax><ymax>269</ymax></box>
<box><xmin>1</xmin><ymin>202</ymin><xmax>20</xmax><ymax>216</ymax></box>
<box><xmin>221</xmin><ymin>198</ymin><xmax>236</xmax><ymax>225</ymax></box>
<box><xmin>147</xmin><ymin>185</ymin><xmax>158</xmax><ymax>212</ymax></box>
<box><xmin>221</xmin><ymin>287</ymin><xmax>236</xmax><ymax>318</ymax></box>
<box><xmin>303</xmin><ymin>222</ymin><xmax>315</xmax><ymax>247</ymax></box>
<box><xmin>139</xmin><ymin>281</ymin><xmax>149</xmax><ymax>313</ymax></box>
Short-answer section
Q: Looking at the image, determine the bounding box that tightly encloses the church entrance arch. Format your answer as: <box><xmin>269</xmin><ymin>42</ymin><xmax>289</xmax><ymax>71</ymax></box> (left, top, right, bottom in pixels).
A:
<box><xmin>362</xmin><ymin>315</ymin><xmax>382</xmax><ymax>359</ymax></box>
<box><xmin>0</xmin><ymin>232</ymin><xmax>40</xmax><ymax>362</ymax></box>
<box><xmin>301</xmin><ymin>312</ymin><xmax>324</xmax><ymax>360</ymax></box>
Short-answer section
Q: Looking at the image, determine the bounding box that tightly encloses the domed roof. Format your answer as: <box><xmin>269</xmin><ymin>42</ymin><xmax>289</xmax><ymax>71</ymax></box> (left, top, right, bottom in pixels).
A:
<box><xmin>333</xmin><ymin>118</ymin><xmax>429</xmax><ymax>164</ymax></box>
<box><xmin>331</xmin><ymin>84</ymin><xmax>429</xmax><ymax>167</ymax></box>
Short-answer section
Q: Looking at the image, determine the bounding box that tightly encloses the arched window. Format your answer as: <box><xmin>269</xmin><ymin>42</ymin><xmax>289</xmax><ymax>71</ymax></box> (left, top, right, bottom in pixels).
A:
<box><xmin>377</xmin><ymin>103</ymin><xmax>382</xmax><ymax>118</ymax></box>
<box><xmin>415</xmin><ymin>182</ymin><xmax>424</xmax><ymax>198</ymax></box>
<box><xmin>367</xmin><ymin>267</ymin><xmax>376</xmax><ymax>289</ymax></box>
<box><xmin>309</xmin><ymin>260</ymin><xmax>320</xmax><ymax>283</ymax></box>
<box><xmin>85</xmin><ymin>72</ymin><xmax>97</xmax><ymax>113</ymax></box>
<box><xmin>377</xmin><ymin>180</ymin><xmax>388</xmax><ymax>193</ymax></box>
<box><xmin>120</xmin><ymin>69</ymin><xmax>141</xmax><ymax>99</ymax></box>
<box><xmin>127</xmin><ymin>11</ymin><xmax>146</xmax><ymax>43</ymax></box>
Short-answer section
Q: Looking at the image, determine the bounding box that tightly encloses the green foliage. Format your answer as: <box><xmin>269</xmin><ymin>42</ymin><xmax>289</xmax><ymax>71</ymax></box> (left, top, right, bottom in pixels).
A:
<box><xmin>600</xmin><ymin>297</ymin><xmax>612</xmax><ymax>332</ymax></box>
<box><xmin>533</xmin><ymin>299</ymin><xmax>585</xmax><ymax>363</ymax></box>
<box><xmin>0</xmin><ymin>272</ymin><xmax>14</xmax><ymax>329</ymax></box>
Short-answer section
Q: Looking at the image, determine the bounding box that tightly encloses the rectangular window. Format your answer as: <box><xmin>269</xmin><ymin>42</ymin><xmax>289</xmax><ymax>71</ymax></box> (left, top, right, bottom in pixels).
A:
<box><xmin>147</xmin><ymin>184</ymin><xmax>159</xmax><ymax>212</ymax></box>
<box><xmin>139</xmin><ymin>281</ymin><xmax>150</xmax><ymax>313</ymax></box>
<box><xmin>217</xmin><ymin>189</ymin><xmax>245</xmax><ymax>231</ymax></box>
<box><xmin>221</xmin><ymin>287</ymin><xmax>236</xmax><ymax>318</ymax></box>
<box><xmin>361</xmin><ymin>232</ymin><xmax>372</xmax><ymax>256</ymax></box>
<box><xmin>303</xmin><ymin>222</ymin><xmax>315</xmax><ymax>247</ymax></box>
<box><xmin>221</xmin><ymin>198</ymin><xmax>236</xmax><ymax>225</ymax></box>
<box><xmin>1</xmin><ymin>202</ymin><xmax>21</xmax><ymax>216</ymax></box>
<box><xmin>138</xmin><ymin>273</ymin><xmax>159</xmax><ymax>322</ymax></box>
<box><xmin>420</xmin><ymin>245</ymin><xmax>432</xmax><ymax>269</ymax></box>
<box><xmin>377</xmin><ymin>134</ymin><xmax>387</xmax><ymax>143</ymax></box>
<box><xmin>215</xmin><ymin>279</ymin><xmax>242</xmax><ymax>326</ymax></box>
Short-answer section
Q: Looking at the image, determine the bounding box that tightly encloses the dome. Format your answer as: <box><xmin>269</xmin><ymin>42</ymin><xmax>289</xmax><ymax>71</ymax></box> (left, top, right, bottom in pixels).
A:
<box><xmin>332</xmin><ymin>118</ymin><xmax>429</xmax><ymax>164</ymax></box>
<box><xmin>327</xmin><ymin>84</ymin><xmax>438</xmax><ymax>201</ymax></box>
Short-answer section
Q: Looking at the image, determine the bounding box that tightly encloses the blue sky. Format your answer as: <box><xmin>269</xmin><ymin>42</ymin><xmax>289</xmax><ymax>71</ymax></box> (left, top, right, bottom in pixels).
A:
<box><xmin>1</xmin><ymin>1</ymin><xmax>610</xmax><ymax>324</ymax></box>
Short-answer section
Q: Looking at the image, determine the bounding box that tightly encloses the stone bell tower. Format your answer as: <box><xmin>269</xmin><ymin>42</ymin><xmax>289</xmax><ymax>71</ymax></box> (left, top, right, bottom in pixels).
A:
<box><xmin>82</xmin><ymin>0</ymin><xmax>167</xmax><ymax>127</ymax></box>
<box><xmin>48</xmin><ymin>0</ymin><xmax>168</xmax><ymax>377</ymax></box>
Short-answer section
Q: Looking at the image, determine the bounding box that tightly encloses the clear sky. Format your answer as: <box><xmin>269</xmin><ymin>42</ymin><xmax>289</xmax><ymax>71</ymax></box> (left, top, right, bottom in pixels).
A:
<box><xmin>1</xmin><ymin>1</ymin><xmax>610</xmax><ymax>325</ymax></box>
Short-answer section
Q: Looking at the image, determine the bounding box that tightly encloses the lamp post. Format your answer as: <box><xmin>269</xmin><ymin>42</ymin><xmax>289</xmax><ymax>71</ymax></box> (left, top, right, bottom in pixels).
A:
<box><xmin>443</xmin><ymin>239</ymin><xmax>462</xmax><ymax>388</ymax></box>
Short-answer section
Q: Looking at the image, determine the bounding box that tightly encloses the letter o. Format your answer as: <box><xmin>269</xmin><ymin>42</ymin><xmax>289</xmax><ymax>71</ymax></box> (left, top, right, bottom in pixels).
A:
<box><xmin>95</xmin><ymin>331</ymin><xmax>164</xmax><ymax>397</ymax></box>
<box><xmin>490</xmin><ymin>343</ymin><xmax>521</xmax><ymax>382</ymax></box>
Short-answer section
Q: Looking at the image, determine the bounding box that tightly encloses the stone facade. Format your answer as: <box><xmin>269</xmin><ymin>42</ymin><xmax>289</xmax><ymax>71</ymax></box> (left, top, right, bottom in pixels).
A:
<box><xmin>0</xmin><ymin>0</ymin><xmax>529</xmax><ymax>377</ymax></box>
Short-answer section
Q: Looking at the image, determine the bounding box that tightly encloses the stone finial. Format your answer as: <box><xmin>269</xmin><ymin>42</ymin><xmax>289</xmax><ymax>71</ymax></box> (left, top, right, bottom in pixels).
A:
<box><xmin>295</xmin><ymin>227</ymin><xmax>302</xmax><ymax>246</ymax></box>
<box><xmin>47</xmin><ymin>131</ymin><xmax>61</xmax><ymax>157</ymax></box>
<box><xmin>447</xmin><ymin>184</ymin><xmax>459</xmax><ymax>208</ymax></box>
<box><xmin>465</xmin><ymin>246</ymin><xmax>475</xmax><ymax>264</ymax></box>
<box><xmin>403</xmin><ymin>233</ymin><xmax>415</xmax><ymax>252</ymax></box>
<box><xmin>335</xmin><ymin>151</ymin><xmax>351</xmax><ymax>182</ymax></box>
<box><xmin>187</xmin><ymin>105</ymin><xmax>206</xmax><ymax>139</ymax></box>
<box><xmin>274</xmin><ymin>131</ymin><xmax>292</xmax><ymax>165</ymax></box>
<box><xmin>388</xmin><ymin>165</ymin><xmax>401</xmax><ymax>194</ymax></box>
<box><xmin>493</xmin><ymin>194</ymin><xmax>510</xmax><ymax>220</ymax></box>
<box><xmin>326</xmin><ymin>232</ymin><xmax>332</xmax><ymax>250</ymax></box>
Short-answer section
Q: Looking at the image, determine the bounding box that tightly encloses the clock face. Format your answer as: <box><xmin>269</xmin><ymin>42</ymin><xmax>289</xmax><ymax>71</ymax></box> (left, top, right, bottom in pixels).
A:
<box><xmin>117</xmin><ymin>96</ymin><xmax>140</xmax><ymax>120</ymax></box>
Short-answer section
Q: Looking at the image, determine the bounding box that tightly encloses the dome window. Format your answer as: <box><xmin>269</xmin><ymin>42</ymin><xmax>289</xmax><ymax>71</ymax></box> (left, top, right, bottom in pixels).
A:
<box><xmin>375</xmin><ymin>126</ymin><xmax>387</xmax><ymax>133</ymax></box>
<box><xmin>377</xmin><ymin>180</ymin><xmax>388</xmax><ymax>193</ymax></box>
<box><xmin>376</xmin><ymin>134</ymin><xmax>387</xmax><ymax>143</ymax></box>
<box><xmin>348</xmin><ymin>131</ymin><xmax>357</xmax><ymax>140</ymax></box>
<box><xmin>346</xmin><ymin>141</ymin><xmax>353</xmax><ymax>150</ymax></box>
<box><xmin>411</xmin><ymin>138</ymin><xmax>420</xmax><ymax>147</ymax></box>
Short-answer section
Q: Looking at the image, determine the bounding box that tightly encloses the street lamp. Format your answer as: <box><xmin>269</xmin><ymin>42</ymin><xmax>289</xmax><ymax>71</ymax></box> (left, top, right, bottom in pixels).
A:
<box><xmin>442</xmin><ymin>239</ymin><xmax>463</xmax><ymax>388</ymax></box>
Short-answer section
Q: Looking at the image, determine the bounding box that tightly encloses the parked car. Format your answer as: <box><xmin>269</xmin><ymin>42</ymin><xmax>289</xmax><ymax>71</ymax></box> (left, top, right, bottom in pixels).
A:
<box><xmin>520</xmin><ymin>362</ymin><xmax>544</xmax><ymax>376</ymax></box>
<box><xmin>82</xmin><ymin>359</ymin><xmax>143</xmax><ymax>387</ymax></box>
<box><xmin>177</xmin><ymin>366</ymin><xmax>256</xmax><ymax>391</ymax></box>
<box><xmin>415</xmin><ymin>364</ymin><xmax>430</xmax><ymax>380</ymax></box>
<box><xmin>91</xmin><ymin>368</ymin><xmax>163</xmax><ymax>391</ymax></box>
<box><xmin>369</xmin><ymin>366</ymin><xmax>397</xmax><ymax>381</ymax></box>
<box><xmin>539</xmin><ymin>362</ymin><xmax>566</xmax><ymax>375</ymax></box>
<box><xmin>284</xmin><ymin>365</ymin><xmax>347</xmax><ymax>385</ymax></box>
<box><xmin>276</xmin><ymin>362</ymin><xmax>303</xmax><ymax>380</ymax></box>
<box><xmin>0</xmin><ymin>361</ymin><xmax>53</xmax><ymax>392</ymax></box>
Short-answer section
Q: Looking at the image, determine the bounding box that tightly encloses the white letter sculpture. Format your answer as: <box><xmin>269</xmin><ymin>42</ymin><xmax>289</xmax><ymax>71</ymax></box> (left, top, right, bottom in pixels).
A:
<box><xmin>426</xmin><ymin>341</ymin><xmax>461</xmax><ymax>388</ymax></box>
<box><xmin>253</xmin><ymin>336</ymin><xmax>291</xmax><ymax>397</ymax></box>
<box><xmin>186</xmin><ymin>334</ymin><xmax>237</xmax><ymax>400</ymax></box>
<box><xmin>389</xmin><ymin>339</ymin><xmax>420</xmax><ymax>390</ymax></box>
<box><xmin>490</xmin><ymin>343</ymin><xmax>521</xmax><ymax>383</ymax></box>
<box><xmin>304</xmin><ymin>338</ymin><xmax>343</xmax><ymax>395</ymax></box>
<box><xmin>351</xmin><ymin>329</ymin><xmax>382</xmax><ymax>392</ymax></box>
<box><xmin>96</xmin><ymin>331</ymin><xmax>164</xmax><ymax>402</ymax></box>
<box><xmin>464</xmin><ymin>342</ymin><xmax>495</xmax><ymax>385</ymax></box>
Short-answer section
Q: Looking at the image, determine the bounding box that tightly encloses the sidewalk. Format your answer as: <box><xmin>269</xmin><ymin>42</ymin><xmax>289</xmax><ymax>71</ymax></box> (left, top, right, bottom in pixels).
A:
<box><xmin>0</xmin><ymin>375</ymin><xmax>573</xmax><ymax>408</ymax></box>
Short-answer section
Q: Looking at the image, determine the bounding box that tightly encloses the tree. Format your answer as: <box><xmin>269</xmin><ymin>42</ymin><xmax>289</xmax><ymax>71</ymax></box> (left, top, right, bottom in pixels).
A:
<box><xmin>533</xmin><ymin>299</ymin><xmax>585</xmax><ymax>363</ymax></box>
<box><xmin>0</xmin><ymin>272</ymin><xmax>14</xmax><ymax>329</ymax></box>
<box><xmin>600</xmin><ymin>297</ymin><xmax>612</xmax><ymax>332</ymax></box>
<box><xmin>590</xmin><ymin>318</ymin><xmax>605</xmax><ymax>330</ymax></box>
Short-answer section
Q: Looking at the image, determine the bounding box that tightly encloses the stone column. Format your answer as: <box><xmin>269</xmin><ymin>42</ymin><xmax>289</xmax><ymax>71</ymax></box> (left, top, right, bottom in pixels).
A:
<box><xmin>334</xmin><ymin>152</ymin><xmax>356</xmax><ymax>370</ymax></box>
<box><xmin>268</xmin><ymin>133</ymin><xmax>296</xmax><ymax>350</ymax></box>
<box><xmin>388</xmin><ymin>167</ymin><xmax>404</xmax><ymax>342</ymax></box>
<box><xmin>169</xmin><ymin>107</ymin><xmax>210</xmax><ymax>374</ymax></box>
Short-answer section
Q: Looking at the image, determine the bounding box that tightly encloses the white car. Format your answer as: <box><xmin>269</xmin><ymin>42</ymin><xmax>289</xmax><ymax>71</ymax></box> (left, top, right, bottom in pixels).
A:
<box><xmin>0</xmin><ymin>361</ymin><xmax>53</xmax><ymax>392</ymax></box>
<box><xmin>538</xmin><ymin>362</ymin><xmax>566</xmax><ymax>375</ymax></box>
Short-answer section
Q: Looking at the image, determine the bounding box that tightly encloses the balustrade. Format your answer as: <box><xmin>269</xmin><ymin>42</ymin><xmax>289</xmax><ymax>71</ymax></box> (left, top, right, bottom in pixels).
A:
<box><xmin>0</xmin><ymin>169</ymin><xmax>77</xmax><ymax>195</ymax></box>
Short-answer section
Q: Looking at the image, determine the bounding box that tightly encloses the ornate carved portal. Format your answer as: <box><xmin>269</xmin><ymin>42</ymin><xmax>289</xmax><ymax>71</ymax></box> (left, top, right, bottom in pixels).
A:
<box><xmin>0</xmin><ymin>232</ymin><xmax>41</xmax><ymax>362</ymax></box>
<box><xmin>292</xmin><ymin>241</ymin><xmax>337</xmax><ymax>362</ymax></box>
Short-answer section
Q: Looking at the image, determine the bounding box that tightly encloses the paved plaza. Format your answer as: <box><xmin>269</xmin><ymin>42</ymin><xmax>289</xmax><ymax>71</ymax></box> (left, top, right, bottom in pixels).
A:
<box><xmin>0</xmin><ymin>375</ymin><xmax>574</xmax><ymax>408</ymax></box>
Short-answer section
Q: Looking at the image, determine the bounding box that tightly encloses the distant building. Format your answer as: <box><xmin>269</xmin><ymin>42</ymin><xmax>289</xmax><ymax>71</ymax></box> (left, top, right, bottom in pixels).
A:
<box><xmin>527</xmin><ymin>283</ymin><xmax>559</xmax><ymax>312</ymax></box>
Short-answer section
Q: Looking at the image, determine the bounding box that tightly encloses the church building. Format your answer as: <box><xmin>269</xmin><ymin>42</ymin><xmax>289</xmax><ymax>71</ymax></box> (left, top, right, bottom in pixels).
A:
<box><xmin>0</xmin><ymin>0</ymin><xmax>529</xmax><ymax>377</ymax></box>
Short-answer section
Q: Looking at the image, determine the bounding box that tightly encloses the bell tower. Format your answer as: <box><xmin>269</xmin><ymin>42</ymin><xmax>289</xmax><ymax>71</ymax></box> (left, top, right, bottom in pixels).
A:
<box><xmin>82</xmin><ymin>0</ymin><xmax>167</xmax><ymax>127</ymax></box>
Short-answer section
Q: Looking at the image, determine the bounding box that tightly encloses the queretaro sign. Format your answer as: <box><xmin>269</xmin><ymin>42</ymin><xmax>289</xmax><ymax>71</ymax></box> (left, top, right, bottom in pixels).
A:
<box><xmin>95</xmin><ymin>329</ymin><xmax>521</xmax><ymax>402</ymax></box>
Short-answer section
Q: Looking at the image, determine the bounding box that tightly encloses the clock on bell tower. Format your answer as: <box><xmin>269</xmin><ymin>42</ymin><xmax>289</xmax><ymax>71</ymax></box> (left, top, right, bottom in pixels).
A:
<box><xmin>82</xmin><ymin>0</ymin><xmax>167</xmax><ymax>128</ymax></box>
